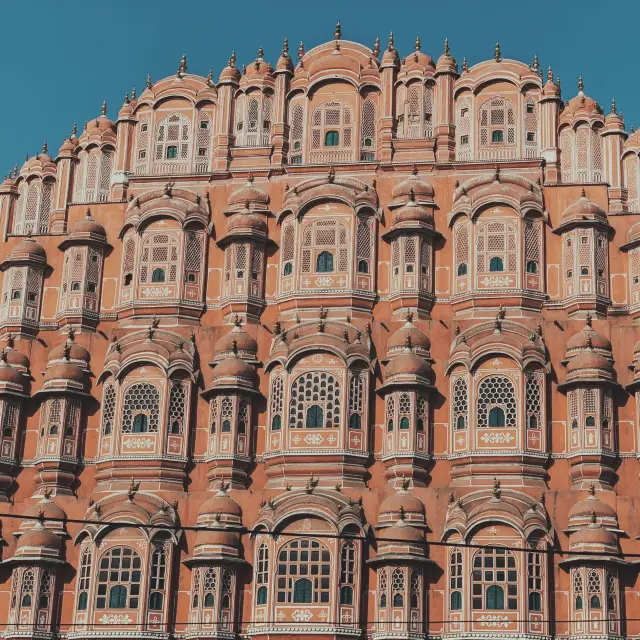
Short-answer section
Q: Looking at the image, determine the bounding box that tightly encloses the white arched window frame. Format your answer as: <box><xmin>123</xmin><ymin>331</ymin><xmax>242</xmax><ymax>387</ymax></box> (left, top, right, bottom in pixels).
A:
<box><xmin>12</xmin><ymin>178</ymin><xmax>53</xmax><ymax>235</ymax></box>
<box><xmin>478</xmin><ymin>96</ymin><xmax>517</xmax><ymax>161</ymax></box>
<box><xmin>134</xmin><ymin>115</ymin><xmax>151</xmax><ymax>175</ymax></box>
<box><xmin>153</xmin><ymin>112</ymin><xmax>191</xmax><ymax>175</ymax></box>
<box><xmin>624</xmin><ymin>152</ymin><xmax>639</xmax><ymax>211</ymax></box>
<box><xmin>235</xmin><ymin>91</ymin><xmax>273</xmax><ymax>147</ymax></box>
<box><xmin>289</xmin><ymin>101</ymin><xmax>305</xmax><ymax>164</ymax></box>
<box><xmin>562</xmin><ymin>124</ymin><xmax>605</xmax><ymax>183</ymax></box>
<box><xmin>195</xmin><ymin>111</ymin><xmax>213</xmax><ymax>173</ymax></box>
<box><xmin>474</xmin><ymin>218</ymin><xmax>519</xmax><ymax>288</ymax></box>
<box><xmin>73</xmin><ymin>146</ymin><xmax>114</xmax><ymax>203</ymax></box>
<box><xmin>523</xmin><ymin>95</ymin><xmax>540</xmax><ymax>159</ymax></box>
<box><xmin>456</xmin><ymin>98</ymin><xmax>472</xmax><ymax>161</ymax></box>
<box><xmin>309</xmin><ymin>100</ymin><xmax>354</xmax><ymax>164</ymax></box>
<box><xmin>360</xmin><ymin>98</ymin><xmax>377</xmax><ymax>160</ymax></box>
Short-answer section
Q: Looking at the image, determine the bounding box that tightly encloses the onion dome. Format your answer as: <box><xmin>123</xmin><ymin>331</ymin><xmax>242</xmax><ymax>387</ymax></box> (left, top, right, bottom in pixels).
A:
<box><xmin>219</xmin><ymin>50</ymin><xmax>241</xmax><ymax>84</ymax></box>
<box><xmin>565</xmin><ymin>348</ymin><xmax>613</xmax><ymax>379</ymax></box>
<box><xmin>384</xmin><ymin>337</ymin><xmax>431</xmax><ymax>382</ymax></box>
<box><xmin>226</xmin><ymin>203</ymin><xmax>267</xmax><ymax>235</ymax></box>
<box><xmin>386</xmin><ymin>313</ymin><xmax>431</xmax><ymax>359</ymax></box>
<box><xmin>81</xmin><ymin>101</ymin><xmax>116</xmax><ymax>142</ymax></box>
<box><xmin>624</xmin><ymin>128</ymin><xmax>640</xmax><ymax>153</ymax></box>
<box><xmin>228</xmin><ymin>174</ymin><xmax>269</xmax><ymax>212</ymax></box>
<box><xmin>3</xmin><ymin>336</ymin><xmax>29</xmax><ymax>371</ymax></box>
<box><xmin>213</xmin><ymin>317</ymin><xmax>258</xmax><ymax>363</ymax></box>
<box><xmin>380</xmin><ymin>33</ymin><xmax>400</xmax><ymax>68</ymax></box>
<box><xmin>378</xmin><ymin>483</ymin><xmax>426</xmax><ymax>529</ymax></box>
<box><xmin>43</xmin><ymin>361</ymin><xmax>88</xmax><ymax>385</ymax></box>
<box><xmin>204</xmin><ymin>347</ymin><xmax>259</xmax><ymax>397</ymax></box>
<box><xmin>0</xmin><ymin>236</ymin><xmax>47</xmax><ymax>270</ymax></box>
<box><xmin>436</xmin><ymin>38</ymin><xmax>458</xmax><ymax>73</ymax></box>
<box><xmin>605</xmin><ymin>98</ymin><xmax>624</xmax><ymax>128</ymax></box>
<box><xmin>568</xmin><ymin>513</ymin><xmax>619</xmax><ymax>554</ymax></box>
<box><xmin>118</xmin><ymin>93</ymin><xmax>135</xmax><ymax>120</ymax></box>
<box><xmin>0</xmin><ymin>350</ymin><xmax>27</xmax><ymax>396</ymax></box>
<box><xmin>557</xmin><ymin>189</ymin><xmax>608</xmax><ymax>230</ymax></box>
<box><xmin>243</xmin><ymin>46</ymin><xmax>275</xmax><ymax>82</ymax></box>
<box><xmin>20</xmin><ymin>493</ymin><xmax>67</xmax><ymax>537</ymax></box>
<box><xmin>48</xmin><ymin>330</ymin><xmax>90</xmax><ymax>368</ymax></box>
<box><xmin>59</xmin><ymin>208</ymin><xmax>108</xmax><ymax>250</ymax></box>
<box><xmin>567</xmin><ymin>484</ymin><xmax>619</xmax><ymax>532</ymax></box>
<box><xmin>542</xmin><ymin>67</ymin><xmax>561</xmax><ymax>99</ymax></box>
<box><xmin>560</xmin><ymin>77</ymin><xmax>604</xmax><ymax>126</ymax></box>
<box><xmin>276</xmin><ymin>38</ymin><xmax>294</xmax><ymax>73</ymax></box>
<box><xmin>16</xmin><ymin>521</ymin><xmax>61</xmax><ymax>554</ymax></box>
<box><xmin>57</xmin><ymin>137</ymin><xmax>76</xmax><ymax>158</ymax></box>
<box><xmin>391</xmin><ymin>189</ymin><xmax>434</xmax><ymax>226</ymax></box>
<box><xmin>375</xmin><ymin>516</ymin><xmax>427</xmax><ymax>562</ymax></box>
<box><xmin>402</xmin><ymin>37</ymin><xmax>435</xmax><ymax>72</ymax></box>
<box><xmin>197</xmin><ymin>485</ymin><xmax>243</xmax><ymax>527</ymax></box>
<box><xmin>564</xmin><ymin>315</ymin><xmax>611</xmax><ymax>362</ymax></box>
<box><xmin>391</xmin><ymin>165</ymin><xmax>435</xmax><ymax>207</ymax></box>
<box><xmin>21</xmin><ymin>143</ymin><xmax>57</xmax><ymax>177</ymax></box>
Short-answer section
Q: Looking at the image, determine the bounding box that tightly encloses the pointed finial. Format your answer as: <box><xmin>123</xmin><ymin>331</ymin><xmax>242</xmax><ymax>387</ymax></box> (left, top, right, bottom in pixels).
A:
<box><xmin>146</xmin><ymin>73</ymin><xmax>152</xmax><ymax>89</ymax></box>
<box><xmin>131</xmin><ymin>86</ymin><xmax>137</xmax><ymax>100</ymax></box>
<box><xmin>415</xmin><ymin>35</ymin><xmax>421</xmax><ymax>52</ymax></box>
<box><xmin>72</xmin><ymin>122</ymin><xmax>78</xmax><ymax>137</ymax></box>
<box><xmin>282</xmin><ymin>37</ymin><xmax>289</xmax><ymax>56</ymax></box>
<box><xmin>589</xmin><ymin>482</ymin><xmax>596</xmax><ymax>497</ymax></box>
<box><xmin>206</xmin><ymin>69</ymin><xmax>213</xmax><ymax>87</ymax></box>
<box><xmin>373</xmin><ymin>36</ymin><xmax>380</xmax><ymax>58</ymax></box>
<box><xmin>492</xmin><ymin>477</ymin><xmax>501</xmax><ymax>499</ymax></box>
<box><xmin>231</xmin><ymin>339</ymin><xmax>238</xmax><ymax>355</ymax></box>
<box><xmin>42</xmin><ymin>141</ymin><xmax>48</xmax><ymax>155</ymax></box>
<box><xmin>123</xmin><ymin>92</ymin><xmax>130</xmax><ymax>105</ymax></box>
<box><xmin>334</xmin><ymin>21</ymin><xmax>341</xmax><ymax>40</ymax></box>
<box><xmin>388</xmin><ymin>32</ymin><xmax>394</xmax><ymax>51</ymax></box>
<box><xmin>547</xmin><ymin>66</ymin><xmax>554</xmax><ymax>83</ymax></box>
<box><xmin>578</xmin><ymin>75</ymin><xmax>584</xmax><ymax>92</ymax></box>
<box><xmin>462</xmin><ymin>57</ymin><xmax>468</xmax><ymax>72</ymax></box>
<box><xmin>408</xmin><ymin>186</ymin><xmax>415</xmax><ymax>203</ymax></box>
<box><xmin>229</xmin><ymin>50</ymin><xmax>237</xmax><ymax>67</ymax></box>
<box><xmin>590</xmin><ymin>510</ymin><xmax>597</xmax><ymax>525</ymax></box>
<box><xmin>532</xmin><ymin>54</ymin><xmax>539</xmax><ymax>71</ymax></box>
<box><xmin>404</xmin><ymin>335</ymin><xmax>413</xmax><ymax>351</ymax></box>
<box><xmin>444</xmin><ymin>37</ymin><xmax>450</xmax><ymax>55</ymax></box>
<box><xmin>557</xmin><ymin>76</ymin><xmax>561</xmax><ymax>90</ymax></box>
<box><xmin>611</xmin><ymin>98</ymin><xmax>617</xmax><ymax>115</ymax></box>
<box><xmin>258</xmin><ymin>45</ymin><xmax>264</xmax><ymax>59</ymax></box>
<box><xmin>494</xmin><ymin>42</ymin><xmax>501</xmax><ymax>62</ymax></box>
<box><xmin>179</xmin><ymin>54</ymin><xmax>187</xmax><ymax>75</ymax></box>
<box><xmin>101</xmin><ymin>100</ymin><xmax>107</xmax><ymax>117</ymax></box>
<box><xmin>13</xmin><ymin>165</ymin><xmax>18</xmax><ymax>177</ymax></box>
<box><xmin>298</xmin><ymin>41</ymin><xmax>305</xmax><ymax>60</ymax></box>
<box><xmin>581</xmin><ymin>187</ymin><xmax>586</xmax><ymax>198</ymax></box>
<box><xmin>585</xmin><ymin>312</ymin><xmax>592</xmax><ymax>327</ymax></box>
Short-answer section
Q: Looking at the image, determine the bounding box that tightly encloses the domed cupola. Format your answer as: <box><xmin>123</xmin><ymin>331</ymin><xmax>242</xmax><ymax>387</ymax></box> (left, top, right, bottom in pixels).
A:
<box><xmin>227</xmin><ymin>174</ymin><xmax>270</xmax><ymax>213</ymax></box>
<box><xmin>58</xmin><ymin>208</ymin><xmax>108</xmax><ymax>249</ymax></box>
<box><xmin>400</xmin><ymin>36</ymin><xmax>435</xmax><ymax>76</ymax></box>
<box><xmin>275</xmin><ymin>37</ymin><xmax>294</xmax><ymax>74</ymax></box>
<box><xmin>435</xmin><ymin>38</ymin><xmax>458</xmax><ymax>74</ymax></box>
<box><xmin>390</xmin><ymin>166</ymin><xmax>435</xmax><ymax>208</ymax></box>
<box><xmin>557</xmin><ymin>189</ymin><xmax>608</xmax><ymax>231</ymax></box>
<box><xmin>240</xmin><ymin>46</ymin><xmax>275</xmax><ymax>87</ymax></box>
<box><xmin>19</xmin><ymin>491</ymin><xmax>67</xmax><ymax>538</ymax></box>
<box><xmin>568</xmin><ymin>513</ymin><xmax>619</xmax><ymax>555</ymax></box>
<box><xmin>78</xmin><ymin>100</ymin><xmax>117</xmax><ymax>146</ymax></box>
<box><xmin>560</xmin><ymin>77</ymin><xmax>604</xmax><ymax>127</ymax></box>
<box><xmin>378</xmin><ymin>481</ymin><xmax>426</xmax><ymax>529</ymax></box>
<box><xmin>212</xmin><ymin>316</ymin><xmax>258</xmax><ymax>365</ymax></box>
<box><xmin>542</xmin><ymin>66</ymin><xmax>561</xmax><ymax>99</ymax></box>
<box><xmin>219</xmin><ymin>50</ymin><xmax>242</xmax><ymax>84</ymax></box>
<box><xmin>563</xmin><ymin>314</ymin><xmax>612</xmax><ymax>364</ymax></box>
<box><xmin>385</xmin><ymin>312</ymin><xmax>431</xmax><ymax>361</ymax></box>
<box><xmin>566</xmin><ymin>484</ymin><xmax>620</xmax><ymax>533</ymax></box>
<box><xmin>380</xmin><ymin>32</ymin><xmax>400</xmax><ymax>68</ymax></box>
<box><xmin>379</xmin><ymin>330</ymin><xmax>434</xmax><ymax>486</ymax></box>
<box><xmin>1</xmin><ymin>236</ymin><xmax>47</xmax><ymax>269</ymax></box>
<box><xmin>203</xmin><ymin>341</ymin><xmax>261</xmax><ymax>489</ymax></box>
<box><xmin>559</xmin><ymin>318</ymin><xmax>619</xmax><ymax>490</ymax></box>
<box><xmin>20</xmin><ymin>143</ymin><xmax>57</xmax><ymax>179</ymax></box>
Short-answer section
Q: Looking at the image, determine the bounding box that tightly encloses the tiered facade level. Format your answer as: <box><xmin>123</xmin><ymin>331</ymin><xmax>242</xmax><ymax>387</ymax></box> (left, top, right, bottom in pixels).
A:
<box><xmin>2</xmin><ymin>30</ymin><xmax>640</xmax><ymax>640</ymax></box>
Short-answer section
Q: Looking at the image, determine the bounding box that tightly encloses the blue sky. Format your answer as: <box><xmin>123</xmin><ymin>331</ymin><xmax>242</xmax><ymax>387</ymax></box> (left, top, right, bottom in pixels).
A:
<box><xmin>1</xmin><ymin>0</ymin><xmax>636</xmax><ymax>172</ymax></box>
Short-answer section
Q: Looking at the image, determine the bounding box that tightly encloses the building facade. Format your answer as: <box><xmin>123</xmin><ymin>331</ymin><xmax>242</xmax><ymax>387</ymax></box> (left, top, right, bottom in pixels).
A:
<box><xmin>0</xmin><ymin>28</ymin><xmax>639</xmax><ymax>640</ymax></box>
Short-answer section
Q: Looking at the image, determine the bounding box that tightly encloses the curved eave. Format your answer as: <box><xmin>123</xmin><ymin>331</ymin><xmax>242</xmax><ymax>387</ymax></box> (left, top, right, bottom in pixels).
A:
<box><xmin>381</xmin><ymin>221</ymin><xmax>439</xmax><ymax>242</ymax></box>
<box><xmin>377</xmin><ymin>376</ymin><xmax>434</xmax><ymax>395</ymax></box>
<box><xmin>367</xmin><ymin>554</ymin><xmax>434</xmax><ymax>567</ymax></box>
<box><xmin>558</xmin><ymin>554</ymin><xmax>628</xmax><ymax>567</ymax></box>
<box><xmin>201</xmin><ymin>383</ymin><xmax>262</xmax><ymax>399</ymax></box>
<box><xmin>216</xmin><ymin>228</ymin><xmax>270</xmax><ymax>248</ymax></box>
<box><xmin>58</xmin><ymin>236</ymin><xmax>111</xmax><ymax>251</ymax></box>
<box><xmin>183</xmin><ymin>554</ymin><xmax>249</xmax><ymax>568</ymax></box>
<box><xmin>557</xmin><ymin>376</ymin><xmax>619</xmax><ymax>392</ymax></box>
<box><xmin>553</xmin><ymin>218</ymin><xmax>612</xmax><ymax>235</ymax></box>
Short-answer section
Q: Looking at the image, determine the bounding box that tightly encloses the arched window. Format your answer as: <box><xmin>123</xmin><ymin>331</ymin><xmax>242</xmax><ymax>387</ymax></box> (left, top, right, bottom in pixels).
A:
<box><xmin>586</xmin><ymin>416</ymin><xmax>596</xmax><ymax>427</ymax></box>
<box><xmin>457</xmin><ymin>263</ymin><xmax>467</xmax><ymax>276</ymax></box>
<box><xmin>488</xmin><ymin>406</ymin><xmax>506</xmax><ymax>427</ymax></box>
<box><xmin>139</xmin><ymin>232</ymin><xmax>180</xmax><ymax>287</ymax></box>
<box><xmin>122</xmin><ymin>383</ymin><xmax>160</xmax><ymax>433</ymax></box>
<box><xmin>272</xmin><ymin>415</ymin><xmax>282</xmax><ymax>431</ymax></box>
<box><xmin>340</xmin><ymin>585</ymin><xmax>353</xmax><ymax>604</ymax></box>
<box><xmin>451</xmin><ymin>590</ymin><xmax>462</xmax><ymax>610</ymax></box>
<box><xmin>289</xmin><ymin>102</ymin><xmax>305</xmax><ymax>164</ymax></box>
<box><xmin>489</xmin><ymin>256</ymin><xmax>504</xmax><ymax>272</ymax></box>
<box><xmin>325</xmin><ymin>131</ymin><xmax>339</xmax><ymax>147</ymax></box>
<box><xmin>477</xmin><ymin>376</ymin><xmax>516</xmax><ymax>428</ymax></box>
<box><xmin>316</xmin><ymin>251</ymin><xmax>334</xmax><ymax>273</ymax></box>
<box><xmin>588</xmin><ymin>569</ymin><xmax>602</xmax><ymax>609</ymax></box>
<box><xmin>529</xmin><ymin>591</ymin><xmax>542</xmax><ymax>611</ymax></box>
<box><xmin>149</xmin><ymin>545</ymin><xmax>167</xmax><ymax>611</ymax></box>
<box><xmin>573</xmin><ymin>568</ymin><xmax>583</xmax><ymax>610</ymax></box>
<box><xmin>526</xmin><ymin>260</ymin><xmax>538</xmax><ymax>274</ymax></box>
<box><xmin>277</xmin><ymin>539</ymin><xmax>331</xmax><ymax>604</ymax></box>
<box><xmin>358</xmin><ymin>259</ymin><xmax>369</xmax><ymax>273</ymax></box>
<box><xmin>590</xmin><ymin>595</ymin><xmax>601</xmax><ymax>609</ymax></box>
<box><xmin>453</xmin><ymin>377</ymin><xmax>468</xmax><ymax>430</ymax></box>
<box><xmin>349</xmin><ymin>414</ymin><xmax>361</xmax><ymax>429</ymax></box>
<box><xmin>152</xmin><ymin>268</ymin><xmax>165</xmax><ymax>283</ymax></box>
<box><xmin>450</xmin><ymin>549</ymin><xmax>463</xmax><ymax>610</ymax></box>
<box><xmin>96</xmin><ymin>547</ymin><xmax>142</xmax><ymax>610</ymax></box>
<box><xmin>456</xmin><ymin>416</ymin><xmax>465</xmax><ymax>430</ymax></box>
<box><xmin>289</xmin><ymin>371</ymin><xmax>340</xmax><ymax>429</ymax></box>
<box><xmin>472</xmin><ymin>547</ymin><xmax>517</xmax><ymax>610</ymax></box>
<box><xmin>476</xmin><ymin>221</ymin><xmax>517</xmax><ymax>277</ymax></box>
<box><xmin>340</xmin><ymin>541</ymin><xmax>356</xmax><ymax>604</ymax></box>
<box><xmin>155</xmin><ymin>113</ymin><xmax>190</xmax><ymax>168</ymax></box>
<box><xmin>393</xmin><ymin>593</ymin><xmax>404</xmax><ymax>606</ymax></box>
<box><xmin>77</xmin><ymin>548</ymin><xmax>92</xmax><ymax>612</ymax></box>
<box><xmin>78</xmin><ymin>591</ymin><xmax>88</xmax><ymax>611</ymax></box>
<box><xmin>203</xmin><ymin>568</ymin><xmax>217</xmax><ymax>609</ymax></box>
<box><xmin>283</xmin><ymin>262</ymin><xmax>293</xmax><ymax>276</ymax></box>
<box><xmin>576</xmin><ymin>595</ymin><xmax>583</xmax><ymax>610</ymax></box>
<box><xmin>391</xmin><ymin>568</ymin><xmax>405</xmax><ymax>608</ymax></box>
<box><xmin>400</xmin><ymin>417</ymin><xmax>410</xmax><ymax>430</ymax></box>
<box><xmin>492</xmin><ymin>130</ymin><xmax>504</xmax><ymax>143</ymax></box>
<box><xmin>478</xmin><ymin>96</ymin><xmax>516</xmax><ymax>159</ymax></box>
<box><xmin>306</xmin><ymin>405</ymin><xmax>324</xmax><ymax>429</ymax></box>
<box><xmin>257</xmin><ymin>586</ymin><xmax>267</xmax><ymax>604</ymax></box>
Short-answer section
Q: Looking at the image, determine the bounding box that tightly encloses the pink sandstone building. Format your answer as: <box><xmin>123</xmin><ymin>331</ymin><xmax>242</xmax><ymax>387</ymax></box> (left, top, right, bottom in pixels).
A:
<box><xmin>0</xmin><ymin>25</ymin><xmax>639</xmax><ymax>640</ymax></box>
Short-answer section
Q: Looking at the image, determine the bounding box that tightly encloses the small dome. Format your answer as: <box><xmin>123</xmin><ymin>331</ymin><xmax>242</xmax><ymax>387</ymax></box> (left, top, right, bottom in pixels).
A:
<box><xmin>569</xmin><ymin>522</ymin><xmax>617</xmax><ymax>548</ymax></box>
<box><xmin>199</xmin><ymin>489</ymin><xmax>243</xmax><ymax>519</ymax></box>
<box><xmin>219</xmin><ymin>54</ymin><xmax>241</xmax><ymax>84</ymax></box>
<box><xmin>57</xmin><ymin>138</ymin><xmax>76</xmax><ymax>156</ymax></box>
<box><xmin>569</xmin><ymin>491</ymin><xmax>617</xmax><ymax>522</ymax></box>
<box><xmin>383</xmin><ymin>520</ymin><xmax>424</xmax><ymax>543</ymax></box>
<box><xmin>627</xmin><ymin>219</ymin><xmax>640</xmax><ymax>245</ymax></box>
<box><xmin>392</xmin><ymin>200</ymin><xmax>433</xmax><ymax>226</ymax></box>
<box><xmin>4</xmin><ymin>345</ymin><xmax>29</xmax><ymax>370</ymax></box>
<box><xmin>391</xmin><ymin>167</ymin><xmax>435</xmax><ymax>202</ymax></box>
<box><xmin>380</xmin><ymin>490</ymin><xmax>425</xmax><ymax>520</ymax></box>
<box><xmin>381</xmin><ymin>41</ymin><xmax>400</xmax><ymax>67</ymax></box>
<box><xmin>212</xmin><ymin>355</ymin><xmax>257</xmax><ymax>384</ymax></box>
<box><xmin>7</xmin><ymin>237</ymin><xmax>46</xmax><ymax>262</ymax></box>
<box><xmin>625</xmin><ymin>128</ymin><xmax>640</xmax><ymax>150</ymax></box>
<box><xmin>228</xmin><ymin>175</ymin><xmax>269</xmax><ymax>210</ymax></box>
<box><xmin>214</xmin><ymin>320</ymin><xmax>258</xmax><ymax>358</ymax></box>
<box><xmin>566</xmin><ymin>318</ymin><xmax>611</xmax><ymax>354</ymax></box>
<box><xmin>68</xmin><ymin>209</ymin><xmax>107</xmax><ymax>238</ymax></box>
<box><xmin>385</xmin><ymin>351</ymin><xmax>431</xmax><ymax>379</ymax></box>
<box><xmin>48</xmin><ymin>339</ymin><xmax>90</xmax><ymax>364</ymax></box>
<box><xmin>17</xmin><ymin>525</ymin><xmax>60</xmax><ymax>550</ymax></box>
<box><xmin>276</xmin><ymin>50</ymin><xmax>294</xmax><ymax>73</ymax></box>
<box><xmin>43</xmin><ymin>362</ymin><xmax>88</xmax><ymax>384</ymax></box>
<box><xmin>22</xmin><ymin>149</ymin><xmax>56</xmax><ymax>175</ymax></box>
<box><xmin>243</xmin><ymin>49</ymin><xmax>275</xmax><ymax>81</ymax></box>
<box><xmin>387</xmin><ymin>317</ymin><xmax>430</xmax><ymax>354</ymax></box>
<box><xmin>0</xmin><ymin>360</ymin><xmax>23</xmax><ymax>385</ymax></box>
<box><xmin>23</xmin><ymin>498</ymin><xmax>67</xmax><ymax>523</ymax></box>
<box><xmin>566</xmin><ymin>349</ymin><xmax>613</xmax><ymax>374</ymax></box>
<box><xmin>227</xmin><ymin>208</ymin><xmax>267</xmax><ymax>234</ymax></box>
<box><xmin>561</xmin><ymin>92</ymin><xmax>603</xmax><ymax>123</ymax></box>
<box><xmin>560</xmin><ymin>190</ymin><xmax>607</xmax><ymax>225</ymax></box>
<box><xmin>194</xmin><ymin>528</ymin><xmax>239</xmax><ymax>548</ymax></box>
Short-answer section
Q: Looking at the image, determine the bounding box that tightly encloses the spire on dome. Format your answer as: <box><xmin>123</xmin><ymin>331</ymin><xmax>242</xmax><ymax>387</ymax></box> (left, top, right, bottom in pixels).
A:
<box><xmin>415</xmin><ymin>35</ymin><xmax>421</xmax><ymax>51</ymax></box>
<box><xmin>123</xmin><ymin>93</ymin><xmax>130</xmax><ymax>105</ymax></box>
<box><xmin>334</xmin><ymin>21</ymin><xmax>341</xmax><ymax>40</ymax></box>
<box><xmin>131</xmin><ymin>87</ymin><xmax>137</xmax><ymax>100</ymax></box>
<box><xmin>532</xmin><ymin>54</ymin><xmax>539</xmax><ymax>72</ymax></box>
<box><xmin>547</xmin><ymin>66</ymin><xmax>554</xmax><ymax>82</ymax></box>
<box><xmin>282</xmin><ymin>37</ymin><xmax>289</xmax><ymax>56</ymax></box>
<box><xmin>494</xmin><ymin>42</ymin><xmax>501</xmax><ymax>62</ymax></box>
<box><xmin>578</xmin><ymin>75</ymin><xmax>584</xmax><ymax>93</ymax></box>
<box><xmin>206</xmin><ymin>69</ymin><xmax>213</xmax><ymax>86</ymax></box>
<box><xmin>72</xmin><ymin>122</ymin><xmax>77</xmax><ymax>137</ymax></box>
<box><xmin>101</xmin><ymin>100</ymin><xmax>107</xmax><ymax>117</ymax></box>
<box><xmin>373</xmin><ymin>36</ymin><xmax>380</xmax><ymax>58</ymax></box>
<box><xmin>298</xmin><ymin>41</ymin><xmax>305</xmax><ymax>60</ymax></box>
<box><xmin>611</xmin><ymin>98</ymin><xmax>617</xmax><ymax>114</ymax></box>
<box><xmin>257</xmin><ymin>45</ymin><xmax>264</xmax><ymax>59</ymax></box>
<box><xmin>178</xmin><ymin>54</ymin><xmax>187</xmax><ymax>76</ymax></box>
<box><xmin>42</xmin><ymin>142</ymin><xmax>48</xmax><ymax>155</ymax></box>
<box><xmin>229</xmin><ymin>50</ymin><xmax>237</xmax><ymax>67</ymax></box>
<box><xmin>388</xmin><ymin>32</ymin><xmax>395</xmax><ymax>51</ymax></box>
<box><xmin>444</xmin><ymin>37</ymin><xmax>450</xmax><ymax>55</ymax></box>
<box><xmin>146</xmin><ymin>73</ymin><xmax>152</xmax><ymax>89</ymax></box>
<box><xmin>462</xmin><ymin>57</ymin><xmax>468</xmax><ymax>72</ymax></box>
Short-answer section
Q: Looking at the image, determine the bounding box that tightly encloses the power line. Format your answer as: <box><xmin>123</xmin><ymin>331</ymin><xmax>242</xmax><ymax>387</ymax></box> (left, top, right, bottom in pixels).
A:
<box><xmin>0</xmin><ymin>511</ymin><xmax>630</xmax><ymax>558</ymax></box>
